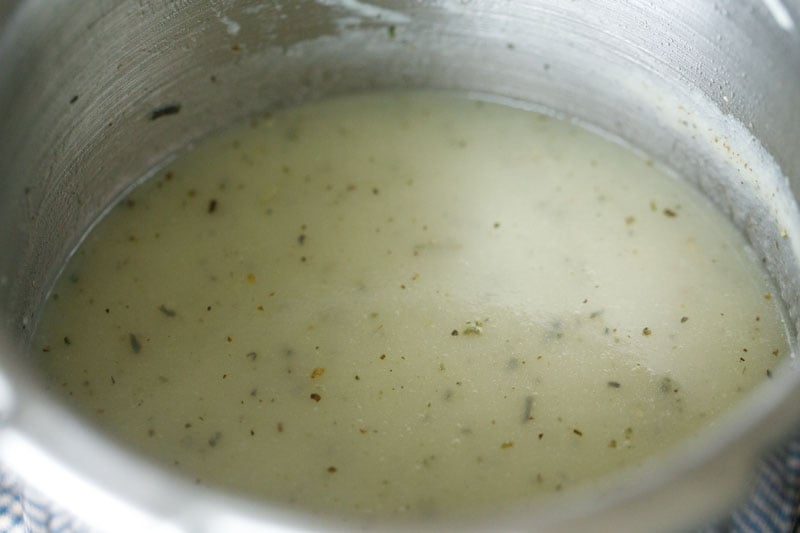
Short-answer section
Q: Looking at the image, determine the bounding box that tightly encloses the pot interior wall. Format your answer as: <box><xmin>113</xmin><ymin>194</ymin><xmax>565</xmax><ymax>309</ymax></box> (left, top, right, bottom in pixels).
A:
<box><xmin>1</xmin><ymin>1</ymin><xmax>800</xmax><ymax>531</ymax></box>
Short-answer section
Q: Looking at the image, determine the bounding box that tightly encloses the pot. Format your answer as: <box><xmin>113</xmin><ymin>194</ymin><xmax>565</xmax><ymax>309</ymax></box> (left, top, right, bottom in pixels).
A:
<box><xmin>1</xmin><ymin>1</ymin><xmax>800</xmax><ymax>531</ymax></box>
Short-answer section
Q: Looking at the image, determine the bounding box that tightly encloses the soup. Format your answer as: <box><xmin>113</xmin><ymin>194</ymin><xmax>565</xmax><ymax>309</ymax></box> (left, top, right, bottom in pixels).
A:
<box><xmin>33</xmin><ymin>92</ymin><xmax>789</xmax><ymax>521</ymax></box>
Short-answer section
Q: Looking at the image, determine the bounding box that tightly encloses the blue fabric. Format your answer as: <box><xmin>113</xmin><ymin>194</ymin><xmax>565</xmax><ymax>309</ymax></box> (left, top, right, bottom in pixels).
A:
<box><xmin>725</xmin><ymin>438</ymin><xmax>800</xmax><ymax>532</ymax></box>
<box><xmin>1</xmin><ymin>443</ymin><xmax>800</xmax><ymax>533</ymax></box>
<box><xmin>0</xmin><ymin>469</ymin><xmax>85</xmax><ymax>533</ymax></box>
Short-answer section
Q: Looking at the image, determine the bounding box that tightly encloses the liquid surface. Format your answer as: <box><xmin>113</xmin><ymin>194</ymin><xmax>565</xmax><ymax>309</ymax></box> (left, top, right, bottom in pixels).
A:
<box><xmin>34</xmin><ymin>92</ymin><xmax>789</xmax><ymax>520</ymax></box>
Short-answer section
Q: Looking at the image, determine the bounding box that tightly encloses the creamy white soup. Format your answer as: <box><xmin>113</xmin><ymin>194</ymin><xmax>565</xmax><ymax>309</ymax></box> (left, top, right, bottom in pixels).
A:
<box><xmin>33</xmin><ymin>92</ymin><xmax>789</xmax><ymax>521</ymax></box>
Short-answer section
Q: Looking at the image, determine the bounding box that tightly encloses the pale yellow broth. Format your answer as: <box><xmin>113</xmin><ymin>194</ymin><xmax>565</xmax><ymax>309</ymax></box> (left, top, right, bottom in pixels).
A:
<box><xmin>34</xmin><ymin>92</ymin><xmax>789</xmax><ymax>521</ymax></box>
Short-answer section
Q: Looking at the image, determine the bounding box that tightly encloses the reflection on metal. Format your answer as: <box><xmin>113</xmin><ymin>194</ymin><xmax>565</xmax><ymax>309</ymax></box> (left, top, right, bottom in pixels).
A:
<box><xmin>762</xmin><ymin>0</ymin><xmax>796</xmax><ymax>31</ymax></box>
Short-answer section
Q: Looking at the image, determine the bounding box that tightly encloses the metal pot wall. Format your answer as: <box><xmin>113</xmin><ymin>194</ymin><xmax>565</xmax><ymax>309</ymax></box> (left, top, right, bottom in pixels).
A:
<box><xmin>1</xmin><ymin>1</ymin><xmax>800</xmax><ymax>531</ymax></box>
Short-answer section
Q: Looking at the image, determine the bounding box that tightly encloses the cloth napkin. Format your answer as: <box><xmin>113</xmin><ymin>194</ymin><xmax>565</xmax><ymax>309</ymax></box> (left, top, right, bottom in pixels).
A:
<box><xmin>0</xmin><ymin>469</ymin><xmax>85</xmax><ymax>533</ymax></box>
<box><xmin>723</xmin><ymin>436</ymin><xmax>800</xmax><ymax>532</ymax></box>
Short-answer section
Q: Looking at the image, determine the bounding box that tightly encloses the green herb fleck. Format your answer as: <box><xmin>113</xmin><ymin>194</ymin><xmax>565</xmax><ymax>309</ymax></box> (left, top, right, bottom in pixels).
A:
<box><xmin>463</xmin><ymin>320</ymin><xmax>484</xmax><ymax>335</ymax></box>
<box><xmin>129</xmin><ymin>333</ymin><xmax>142</xmax><ymax>354</ymax></box>
<box><xmin>208</xmin><ymin>431</ymin><xmax>222</xmax><ymax>447</ymax></box>
<box><xmin>658</xmin><ymin>376</ymin><xmax>678</xmax><ymax>393</ymax></box>
<box><xmin>523</xmin><ymin>395</ymin><xmax>534</xmax><ymax>422</ymax></box>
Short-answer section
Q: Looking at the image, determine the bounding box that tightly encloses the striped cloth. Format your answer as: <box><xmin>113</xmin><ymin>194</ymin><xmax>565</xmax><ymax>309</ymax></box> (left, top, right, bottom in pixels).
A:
<box><xmin>1</xmin><ymin>444</ymin><xmax>799</xmax><ymax>533</ymax></box>
<box><xmin>0</xmin><ymin>469</ymin><xmax>85</xmax><ymax>533</ymax></box>
<box><xmin>724</xmin><ymin>436</ymin><xmax>800</xmax><ymax>532</ymax></box>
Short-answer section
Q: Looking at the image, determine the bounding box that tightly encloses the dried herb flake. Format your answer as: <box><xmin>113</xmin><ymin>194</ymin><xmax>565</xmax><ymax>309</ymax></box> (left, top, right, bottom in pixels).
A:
<box><xmin>150</xmin><ymin>103</ymin><xmax>181</xmax><ymax>120</ymax></box>
<box><xmin>129</xmin><ymin>333</ymin><xmax>142</xmax><ymax>354</ymax></box>
<box><xmin>208</xmin><ymin>431</ymin><xmax>222</xmax><ymax>447</ymax></box>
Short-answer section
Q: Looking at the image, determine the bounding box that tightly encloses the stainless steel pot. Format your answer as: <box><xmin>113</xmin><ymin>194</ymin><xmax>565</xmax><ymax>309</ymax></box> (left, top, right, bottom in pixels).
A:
<box><xmin>1</xmin><ymin>1</ymin><xmax>800</xmax><ymax>531</ymax></box>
